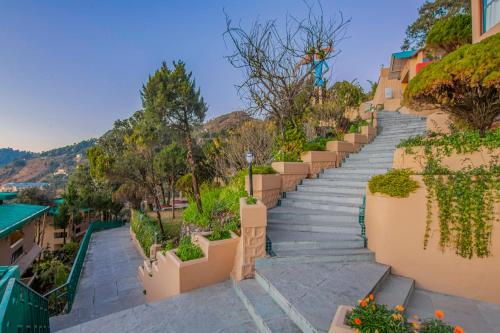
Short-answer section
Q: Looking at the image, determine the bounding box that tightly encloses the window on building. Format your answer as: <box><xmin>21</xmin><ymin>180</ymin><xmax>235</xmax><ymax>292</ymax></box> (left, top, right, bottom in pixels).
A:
<box><xmin>54</xmin><ymin>231</ymin><xmax>67</xmax><ymax>239</ymax></box>
<box><xmin>9</xmin><ymin>230</ymin><xmax>24</xmax><ymax>246</ymax></box>
<box><xmin>484</xmin><ymin>0</ymin><xmax>500</xmax><ymax>32</ymax></box>
<box><xmin>11</xmin><ymin>246</ymin><xmax>24</xmax><ymax>263</ymax></box>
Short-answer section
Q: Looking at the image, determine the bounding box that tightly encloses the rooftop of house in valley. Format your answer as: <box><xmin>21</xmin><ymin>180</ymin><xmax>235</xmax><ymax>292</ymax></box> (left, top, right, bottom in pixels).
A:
<box><xmin>0</xmin><ymin>192</ymin><xmax>49</xmax><ymax>238</ymax></box>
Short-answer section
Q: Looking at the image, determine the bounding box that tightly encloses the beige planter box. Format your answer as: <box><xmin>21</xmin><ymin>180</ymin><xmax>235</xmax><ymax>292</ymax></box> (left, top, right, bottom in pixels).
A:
<box><xmin>392</xmin><ymin>147</ymin><xmax>500</xmax><ymax>173</ymax></box>
<box><xmin>301</xmin><ymin>151</ymin><xmax>337</xmax><ymax>178</ymax></box>
<box><xmin>344</xmin><ymin>133</ymin><xmax>368</xmax><ymax>151</ymax></box>
<box><xmin>245</xmin><ymin>174</ymin><xmax>281</xmax><ymax>208</ymax></box>
<box><xmin>328</xmin><ymin>305</ymin><xmax>354</xmax><ymax>333</ymax></box>
<box><xmin>139</xmin><ymin>231</ymin><xmax>239</xmax><ymax>302</ymax></box>
<box><xmin>326</xmin><ymin>140</ymin><xmax>355</xmax><ymax>164</ymax></box>
<box><xmin>271</xmin><ymin>162</ymin><xmax>309</xmax><ymax>192</ymax></box>
<box><xmin>232</xmin><ymin>198</ymin><xmax>267</xmax><ymax>281</ymax></box>
<box><xmin>365</xmin><ymin>176</ymin><xmax>500</xmax><ymax>304</ymax></box>
<box><xmin>361</xmin><ymin>125</ymin><xmax>377</xmax><ymax>142</ymax></box>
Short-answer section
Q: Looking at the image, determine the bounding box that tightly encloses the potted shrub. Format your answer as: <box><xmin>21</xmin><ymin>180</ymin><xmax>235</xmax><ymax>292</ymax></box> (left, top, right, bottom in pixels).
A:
<box><xmin>243</xmin><ymin>166</ymin><xmax>282</xmax><ymax>209</ymax></box>
<box><xmin>301</xmin><ymin>137</ymin><xmax>337</xmax><ymax>178</ymax></box>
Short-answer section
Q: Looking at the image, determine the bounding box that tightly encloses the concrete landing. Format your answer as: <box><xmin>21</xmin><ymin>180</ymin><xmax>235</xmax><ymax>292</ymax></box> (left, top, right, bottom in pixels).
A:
<box><xmin>51</xmin><ymin>226</ymin><xmax>146</xmax><ymax>332</ymax></box>
<box><xmin>56</xmin><ymin>282</ymin><xmax>257</xmax><ymax>333</ymax></box>
<box><xmin>406</xmin><ymin>289</ymin><xmax>500</xmax><ymax>333</ymax></box>
<box><xmin>256</xmin><ymin>261</ymin><xmax>389</xmax><ymax>333</ymax></box>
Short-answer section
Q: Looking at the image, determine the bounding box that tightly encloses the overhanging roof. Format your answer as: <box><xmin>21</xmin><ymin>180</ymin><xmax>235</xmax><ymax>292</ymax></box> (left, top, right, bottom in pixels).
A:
<box><xmin>0</xmin><ymin>204</ymin><xmax>50</xmax><ymax>239</ymax></box>
<box><xmin>0</xmin><ymin>192</ymin><xmax>17</xmax><ymax>201</ymax></box>
<box><xmin>392</xmin><ymin>50</ymin><xmax>418</xmax><ymax>59</ymax></box>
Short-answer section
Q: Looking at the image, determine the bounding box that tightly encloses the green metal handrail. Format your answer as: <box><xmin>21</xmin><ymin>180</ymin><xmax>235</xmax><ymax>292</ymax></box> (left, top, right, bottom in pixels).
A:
<box><xmin>44</xmin><ymin>220</ymin><xmax>124</xmax><ymax>315</ymax></box>
<box><xmin>0</xmin><ymin>277</ymin><xmax>50</xmax><ymax>333</ymax></box>
<box><xmin>358</xmin><ymin>195</ymin><xmax>367</xmax><ymax>247</ymax></box>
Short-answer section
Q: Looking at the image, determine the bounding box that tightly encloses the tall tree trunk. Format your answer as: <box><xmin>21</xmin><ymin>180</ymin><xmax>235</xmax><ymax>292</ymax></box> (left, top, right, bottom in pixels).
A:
<box><xmin>171</xmin><ymin>176</ymin><xmax>176</xmax><ymax>219</ymax></box>
<box><xmin>186</xmin><ymin>135</ymin><xmax>202</xmax><ymax>212</ymax></box>
<box><xmin>153</xmin><ymin>193</ymin><xmax>166</xmax><ymax>235</ymax></box>
<box><xmin>159</xmin><ymin>182</ymin><xmax>167</xmax><ymax>206</ymax></box>
<box><xmin>166</xmin><ymin>179</ymin><xmax>172</xmax><ymax>206</ymax></box>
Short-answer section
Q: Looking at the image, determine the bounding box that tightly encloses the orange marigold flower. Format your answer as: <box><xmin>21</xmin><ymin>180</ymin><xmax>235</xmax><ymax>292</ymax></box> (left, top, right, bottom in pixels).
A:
<box><xmin>354</xmin><ymin>317</ymin><xmax>362</xmax><ymax>325</ymax></box>
<box><xmin>360</xmin><ymin>300</ymin><xmax>368</xmax><ymax>307</ymax></box>
<box><xmin>435</xmin><ymin>309</ymin><xmax>445</xmax><ymax>319</ymax></box>
<box><xmin>369</xmin><ymin>294</ymin><xmax>374</xmax><ymax>301</ymax></box>
<box><xmin>454</xmin><ymin>326</ymin><xmax>464</xmax><ymax>333</ymax></box>
<box><xmin>394</xmin><ymin>304</ymin><xmax>405</xmax><ymax>312</ymax></box>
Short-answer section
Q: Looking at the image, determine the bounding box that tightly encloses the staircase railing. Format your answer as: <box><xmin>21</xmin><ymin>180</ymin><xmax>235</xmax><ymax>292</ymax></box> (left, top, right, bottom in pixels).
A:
<box><xmin>358</xmin><ymin>195</ymin><xmax>367</xmax><ymax>247</ymax></box>
<box><xmin>44</xmin><ymin>220</ymin><xmax>124</xmax><ymax>315</ymax></box>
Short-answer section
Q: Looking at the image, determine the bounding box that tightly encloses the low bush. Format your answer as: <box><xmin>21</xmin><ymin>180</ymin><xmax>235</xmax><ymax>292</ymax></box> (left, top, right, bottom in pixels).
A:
<box><xmin>131</xmin><ymin>210</ymin><xmax>160</xmax><ymax>254</ymax></box>
<box><xmin>368</xmin><ymin>169</ymin><xmax>419</xmax><ymax>198</ymax></box>
<box><xmin>246</xmin><ymin>196</ymin><xmax>257</xmax><ymax>205</ymax></box>
<box><xmin>303</xmin><ymin>137</ymin><xmax>329</xmax><ymax>151</ymax></box>
<box><xmin>348</xmin><ymin>118</ymin><xmax>369</xmax><ymax>134</ymax></box>
<box><xmin>239</xmin><ymin>165</ymin><xmax>276</xmax><ymax>175</ymax></box>
<box><xmin>175</xmin><ymin>236</ymin><xmax>204</xmax><ymax>261</ymax></box>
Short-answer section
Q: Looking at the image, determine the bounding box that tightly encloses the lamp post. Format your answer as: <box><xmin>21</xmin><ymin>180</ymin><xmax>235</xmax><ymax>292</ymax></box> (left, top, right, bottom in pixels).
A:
<box><xmin>246</xmin><ymin>151</ymin><xmax>254</xmax><ymax>196</ymax></box>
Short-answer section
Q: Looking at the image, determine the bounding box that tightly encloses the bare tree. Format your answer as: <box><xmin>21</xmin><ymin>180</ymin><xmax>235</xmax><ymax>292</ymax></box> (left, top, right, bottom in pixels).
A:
<box><xmin>224</xmin><ymin>2</ymin><xmax>350</xmax><ymax>138</ymax></box>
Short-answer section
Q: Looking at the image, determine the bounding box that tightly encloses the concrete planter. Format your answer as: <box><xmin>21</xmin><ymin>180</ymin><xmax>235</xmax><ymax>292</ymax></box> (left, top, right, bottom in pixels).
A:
<box><xmin>361</xmin><ymin>125</ymin><xmax>377</xmax><ymax>142</ymax></box>
<box><xmin>328</xmin><ymin>305</ymin><xmax>354</xmax><ymax>333</ymax></box>
<box><xmin>392</xmin><ymin>147</ymin><xmax>500</xmax><ymax>173</ymax></box>
<box><xmin>365</xmin><ymin>176</ymin><xmax>500</xmax><ymax>304</ymax></box>
<box><xmin>326</xmin><ymin>141</ymin><xmax>355</xmax><ymax>164</ymax></box>
<box><xmin>245</xmin><ymin>174</ymin><xmax>281</xmax><ymax>208</ymax></box>
<box><xmin>139</xmin><ymin>231</ymin><xmax>240</xmax><ymax>302</ymax></box>
<box><xmin>271</xmin><ymin>162</ymin><xmax>309</xmax><ymax>192</ymax></box>
<box><xmin>300</xmin><ymin>151</ymin><xmax>337</xmax><ymax>178</ymax></box>
<box><xmin>344</xmin><ymin>133</ymin><xmax>368</xmax><ymax>151</ymax></box>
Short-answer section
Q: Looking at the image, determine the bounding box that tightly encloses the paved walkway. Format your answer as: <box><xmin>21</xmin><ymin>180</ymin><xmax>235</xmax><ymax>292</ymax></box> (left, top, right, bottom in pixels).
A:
<box><xmin>57</xmin><ymin>282</ymin><xmax>257</xmax><ymax>333</ymax></box>
<box><xmin>50</xmin><ymin>225</ymin><xmax>146</xmax><ymax>332</ymax></box>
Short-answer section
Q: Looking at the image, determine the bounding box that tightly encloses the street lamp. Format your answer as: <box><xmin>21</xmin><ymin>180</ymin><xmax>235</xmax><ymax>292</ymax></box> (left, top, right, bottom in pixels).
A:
<box><xmin>246</xmin><ymin>151</ymin><xmax>254</xmax><ymax>196</ymax></box>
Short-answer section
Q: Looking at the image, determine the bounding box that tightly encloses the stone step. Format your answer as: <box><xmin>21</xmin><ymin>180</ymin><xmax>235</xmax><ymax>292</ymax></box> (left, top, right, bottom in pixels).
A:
<box><xmin>268</xmin><ymin>207</ymin><xmax>357</xmax><ymax>221</ymax></box>
<box><xmin>323</xmin><ymin>167</ymin><xmax>388</xmax><ymax>175</ymax></box>
<box><xmin>346</xmin><ymin>152</ymin><xmax>395</xmax><ymax>160</ymax></box>
<box><xmin>232</xmin><ymin>279</ymin><xmax>302</xmax><ymax>333</ymax></box>
<box><xmin>345</xmin><ymin>156</ymin><xmax>393</xmax><ymax>164</ymax></box>
<box><xmin>296</xmin><ymin>184</ymin><xmax>365</xmax><ymax>195</ymax></box>
<box><xmin>273</xmin><ymin>247</ymin><xmax>372</xmax><ymax>258</ymax></box>
<box><xmin>301</xmin><ymin>178</ymin><xmax>367</xmax><ymax>188</ymax></box>
<box><xmin>270</xmin><ymin>238</ymin><xmax>365</xmax><ymax>251</ymax></box>
<box><xmin>373</xmin><ymin>274</ymin><xmax>415</xmax><ymax>309</ymax></box>
<box><xmin>318</xmin><ymin>173</ymin><xmax>373</xmax><ymax>181</ymax></box>
<box><xmin>280</xmin><ymin>199</ymin><xmax>360</xmax><ymax>214</ymax></box>
<box><xmin>267</xmin><ymin>229</ymin><xmax>363</xmax><ymax>245</ymax></box>
<box><xmin>285</xmin><ymin>192</ymin><xmax>363</xmax><ymax>205</ymax></box>
<box><xmin>341</xmin><ymin>161</ymin><xmax>393</xmax><ymax>169</ymax></box>
<box><xmin>268</xmin><ymin>223</ymin><xmax>360</xmax><ymax>235</ymax></box>
<box><xmin>269</xmin><ymin>215</ymin><xmax>358</xmax><ymax>227</ymax></box>
<box><xmin>255</xmin><ymin>248</ymin><xmax>374</xmax><ymax>267</ymax></box>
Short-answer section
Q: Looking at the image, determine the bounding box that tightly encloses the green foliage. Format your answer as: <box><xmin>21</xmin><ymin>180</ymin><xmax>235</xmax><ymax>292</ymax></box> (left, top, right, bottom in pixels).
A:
<box><xmin>419</xmin><ymin>319</ymin><xmax>454</xmax><ymax>333</ymax></box>
<box><xmin>303</xmin><ymin>137</ymin><xmax>329</xmax><ymax>151</ymax></box>
<box><xmin>404</xmin><ymin>34</ymin><xmax>500</xmax><ymax>133</ymax></box>
<box><xmin>175</xmin><ymin>236</ymin><xmax>204</xmax><ymax>261</ymax></box>
<box><xmin>177</xmin><ymin>173</ymin><xmax>194</xmax><ymax>200</ymax></box>
<box><xmin>348</xmin><ymin>118</ymin><xmax>369</xmax><ymax>134</ymax></box>
<box><xmin>207</xmin><ymin>230</ymin><xmax>232</xmax><ymax>241</ymax></box>
<box><xmin>329</xmin><ymin>80</ymin><xmax>367</xmax><ymax>108</ymax></box>
<box><xmin>402</xmin><ymin>0</ymin><xmax>470</xmax><ymax>50</ymax></box>
<box><xmin>426</xmin><ymin>14</ymin><xmax>472</xmax><ymax>54</ymax></box>
<box><xmin>346</xmin><ymin>297</ymin><xmax>410</xmax><ymax>333</ymax></box>
<box><xmin>0</xmin><ymin>148</ymin><xmax>34</xmax><ymax>167</ymax></box>
<box><xmin>368</xmin><ymin>169</ymin><xmax>420</xmax><ymax>198</ymax></box>
<box><xmin>131</xmin><ymin>210</ymin><xmax>161</xmax><ymax>254</ymax></box>
<box><xmin>397</xmin><ymin>129</ymin><xmax>500</xmax><ymax>154</ymax></box>
<box><xmin>238</xmin><ymin>165</ymin><xmax>277</xmax><ymax>176</ymax></box>
<box><xmin>34</xmin><ymin>258</ymin><xmax>70</xmax><ymax>291</ymax></box>
<box><xmin>55</xmin><ymin>242</ymin><xmax>79</xmax><ymax>264</ymax></box>
<box><xmin>246</xmin><ymin>196</ymin><xmax>257</xmax><ymax>205</ymax></box>
<box><xmin>16</xmin><ymin>187</ymin><xmax>52</xmax><ymax>205</ymax></box>
<box><xmin>163</xmin><ymin>240</ymin><xmax>175</xmax><ymax>252</ymax></box>
<box><xmin>273</xmin><ymin>124</ymin><xmax>306</xmax><ymax>162</ymax></box>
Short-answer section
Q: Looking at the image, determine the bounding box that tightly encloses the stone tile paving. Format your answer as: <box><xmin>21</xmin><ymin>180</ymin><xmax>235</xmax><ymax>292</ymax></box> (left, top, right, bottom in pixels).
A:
<box><xmin>406</xmin><ymin>289</ymin><xmax>500</xmax><ymax>333</ymax></box>
<box><xmin>50</xmin><ymin>225</ymin><xmax>146</xmax><ymax>332</ymax></box>
<box><xmin>256</xmin><ymin>261</ymin><xmax>389</xmax><ymax>333</ymax></box>
<box><xmin>57</xmin><ymin>281</ymin><xmax>257</xmax><ymax>333</ymax></box>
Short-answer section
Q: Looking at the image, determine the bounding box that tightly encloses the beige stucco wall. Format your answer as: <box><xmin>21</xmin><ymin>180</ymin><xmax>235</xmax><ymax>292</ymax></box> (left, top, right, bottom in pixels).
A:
<box><xmin>365</xmin><ymin>176</ymin><xmax>500</xmax><ymax>304</ymax></box>
<box><xmin>0</xmin><ymin>219</ymin><xmax>37</xmax><ymax>267</ymax></box>
<box><xmin>271</xmin><ymin>162</ymin><xmax>309</xmax><ymax>192</ymax></box>
<box><xmin>372</xmin><ymin>67</ymin><xmax>403</xmax><ymax>111</ymax></box>
<box><xmin>393</xmin><ymin>147</ymin><xmax>500</xmax><ymax>173</ymax></box>
<box><xmin>245</xmin><ymin>174</ymin><xmax>281</xmax><ymax>208</ymax></box>
<box><xmin>300</xmin><ymin>151</ymin><xmax>337</xmax><ymax>177</ymax></box>
<box><xmin>472</xmin><ymin>0</ymin><xmax>500</xmax><ymax>43</ymax></box>
<box><xmin>344</xmin><ymin>133</ymin><xmax>368</xmax><ymax>151</ymax></box>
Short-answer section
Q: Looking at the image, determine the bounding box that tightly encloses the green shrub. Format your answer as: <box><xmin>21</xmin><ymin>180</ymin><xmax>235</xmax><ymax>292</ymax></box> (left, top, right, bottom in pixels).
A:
<box><xmin>207</xmin><ymin>230</ymin><xmax>232</xmax><ymax>241</ymax></box>
<box><xmin>368</xmin><ymin>169</ymin><xmax>419</xmax><ymax>198</ymax></box>
<box><xmin>419</xmin><ymin>319</ymin><xmax>454</xmax><ymax>333</ymax></box>
<box><xmin>273</xmin><ymin>124</ymin><xmax>306</xmax><ymax>162</ymax></box>
<box><xmin>404</xmin><ymin>34</ymin><xmax>500</xmax><ymax>134</ymax></box>
<box><xmin>175</xmin><ymin>236</ymin><xmax>204</xmax><ymax>261</ymax></box>
<box><xmin>348</xmin><ymin>118</ymin><xmax>369</xmax><ymax>134</ymax></box>
<box><xmin>246</xmin><ymin>196</ymin><xmax>257</xmax><ymax>205</ymax></box>
<box><xmin>426</xmin><ymin>14</ymin><xmax>472</xmax><ymax>54</ymax></box>
<box><xmin>163</xmin><ymin>240</ymin><xmax>175</xmax><ymax>252</ymax></box>
<box><xmin>303</xmin><ymin>137</ymin><xmax>329</xmax><ymax>151</ymax></box>
<box><xmin>239</xmin><ymin>165</ymin><xmax>276</xmax><ymax>175</ymax></box>
<box><xmin>131</xmin><ymin>210</ymin><xmax>160</xmax><ymax>254</ymax></box>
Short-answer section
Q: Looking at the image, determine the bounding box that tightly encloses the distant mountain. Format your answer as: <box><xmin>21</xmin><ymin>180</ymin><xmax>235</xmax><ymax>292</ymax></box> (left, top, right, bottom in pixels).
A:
<box><xmin>0</xmin><ymin>139</ymin><xmax>96</xmax><ymax>190</ymax></box>
<box><xmin>203</xmin><ymin>111</ymin><xmax>254</xmax><ymax>135</ymax></box>
<box><xmin>0</xmin><ymin>148</ymin><xmax>35</xmax><ymax>167</ymax></box>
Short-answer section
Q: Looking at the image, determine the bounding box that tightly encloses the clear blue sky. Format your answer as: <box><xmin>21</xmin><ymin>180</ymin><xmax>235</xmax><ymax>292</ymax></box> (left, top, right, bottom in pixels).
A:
<box><xmin>0</xmin><ymin>0</ymin><xmax>424</xmax><ymax>152</ymax></box>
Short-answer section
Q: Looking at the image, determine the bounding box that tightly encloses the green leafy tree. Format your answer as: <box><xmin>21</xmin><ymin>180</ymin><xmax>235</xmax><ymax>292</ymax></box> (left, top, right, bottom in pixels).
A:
<box><xmin>404</xmin><ymin>34</ymin><xmax>500</xmax><ymax>135</ymax></box>
<box><xmin>329</xmin><ymin>80</ymin><xmax>367</xmax><ymax>108</ymax></box>
<box><xmin>155</xmin><ymin>143</ymin><xmax>187</xmax><ymax>218</ymax></box>
<box><xmin>142</xmin><ymin>62</ymin><xmax>207</xmax><ymax>212</ymax></box>
<box><xmin>426</xmin><ymin>14</ymin><xmax>472</xmax><ymax>54</ymax></box>
<box><xmin>34</xmin><ymin>258</ymin><xmax>69</xmax><ymax>291</ymax></box>
<box><xmin>16</xmin><ymin>187</ymin><xmax>52</xmax><ymax>205</ymax></box>
<box><xmin>402</xmin><ymin>0</ymin><xmax>470</xmax><ymax>50</ymax></box>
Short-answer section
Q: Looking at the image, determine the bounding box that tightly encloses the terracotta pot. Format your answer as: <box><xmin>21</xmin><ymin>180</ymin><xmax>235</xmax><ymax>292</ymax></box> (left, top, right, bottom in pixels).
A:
<box><xmin>301</xmin><ymin>151</ymin><xmax>337</xmax><ymax>178</ymax></box>
<box><xmin>271</xmin><ymin>162</ymin><xmax>309</xmax><ymax>192</ymax></box>
<box><xmin>245</xmin><ymin>174</ymin><xmax>281</xmax><ymax>208</ymax></box>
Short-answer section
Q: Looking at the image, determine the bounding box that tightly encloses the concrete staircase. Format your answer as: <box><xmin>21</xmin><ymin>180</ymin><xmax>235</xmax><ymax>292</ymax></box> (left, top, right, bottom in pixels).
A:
<box><xmin>265</xmin><ymin>111</ymin><xmax>427</xmax><ymax>265</ymax></box>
